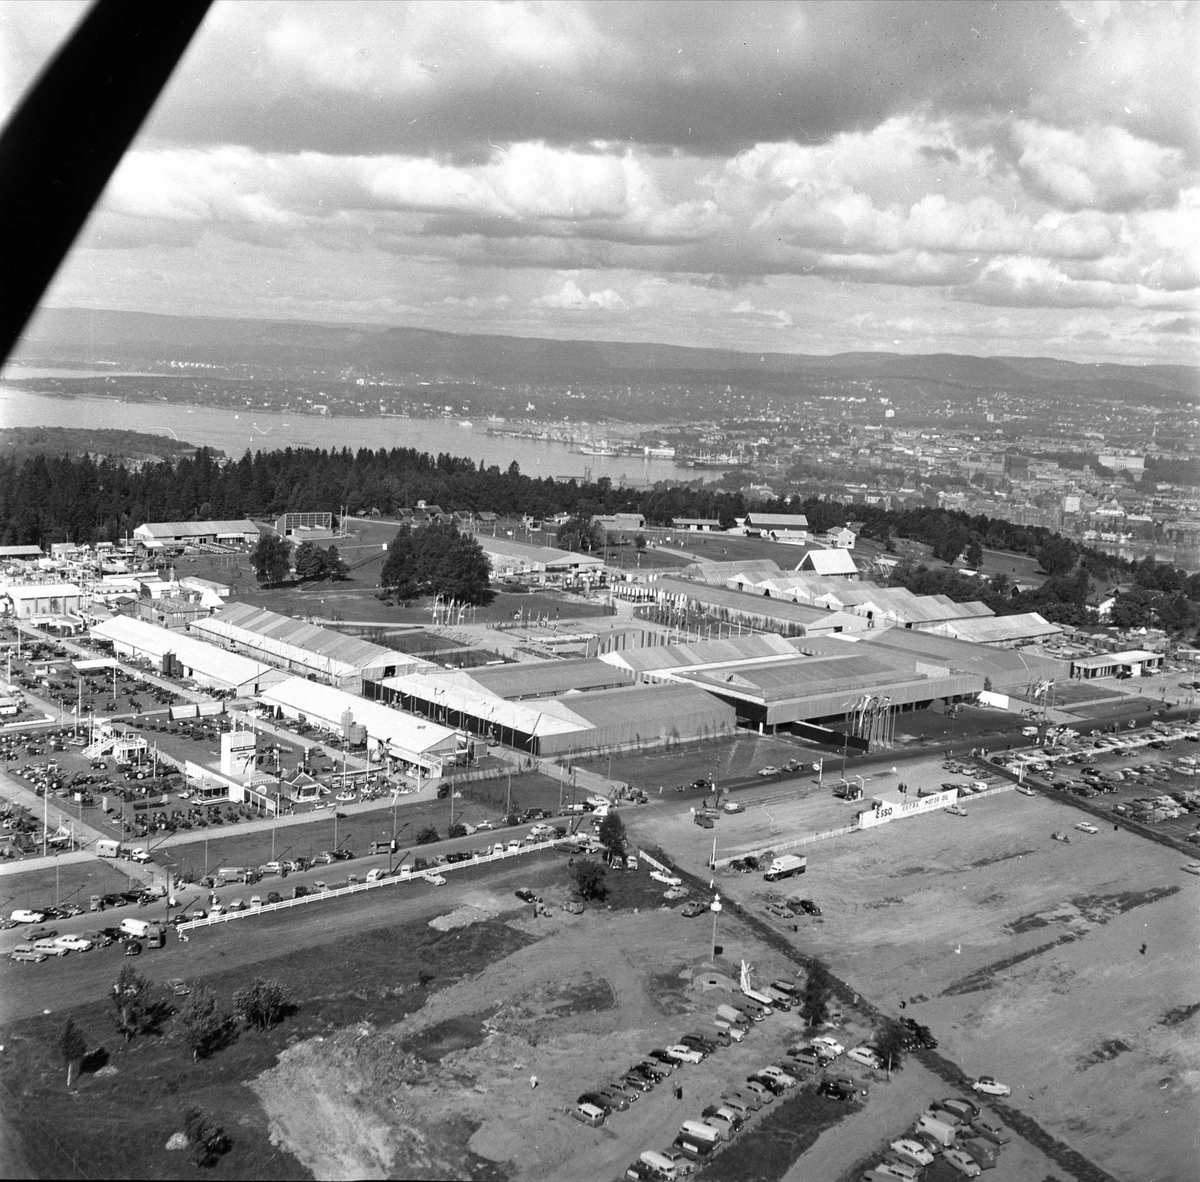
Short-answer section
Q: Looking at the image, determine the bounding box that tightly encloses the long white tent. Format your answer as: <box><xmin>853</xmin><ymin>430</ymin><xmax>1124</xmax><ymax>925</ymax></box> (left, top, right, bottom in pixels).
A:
<box><xmin>91</xmin><ymin>614</ymin><xmax>283</xmax><ymax>695</ymax></box>
<box><xmin>257</xmin><ymin>677</ymin><xmax>460</xmax><ymax>779</ymax></box>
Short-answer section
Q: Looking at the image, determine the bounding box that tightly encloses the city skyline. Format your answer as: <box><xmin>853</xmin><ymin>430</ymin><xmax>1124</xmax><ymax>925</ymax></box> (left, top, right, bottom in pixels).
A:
<box><xmin>2</xmin><ymin>0</ymin><xmax>1197</xmax><ymax>365</ymax></box>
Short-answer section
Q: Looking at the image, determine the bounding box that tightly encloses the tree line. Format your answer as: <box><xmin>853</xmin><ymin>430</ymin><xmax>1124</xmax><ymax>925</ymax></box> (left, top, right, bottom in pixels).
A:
<box><xmin>1</xmin><ymin>444</ymin><xmax>1196</xmax><ymax>633</ymax></box>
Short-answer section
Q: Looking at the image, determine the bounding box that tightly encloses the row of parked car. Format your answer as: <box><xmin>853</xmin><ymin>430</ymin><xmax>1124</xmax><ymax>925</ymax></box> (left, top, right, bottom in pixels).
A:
<box><xmin>569</xmin><ymin>979</ymin><xmax>875</xmax><ymax>1179</ymax></box>
<box><xmin>860</xmin><ymin>1089</ymin><xmax>1013</xmax><ymax>1180</ymax></box>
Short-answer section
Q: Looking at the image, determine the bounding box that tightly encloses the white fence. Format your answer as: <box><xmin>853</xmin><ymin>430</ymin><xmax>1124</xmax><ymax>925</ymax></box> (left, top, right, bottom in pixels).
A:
<box><xmin>175</xmin><ymin>838</ymin><xmax>562</xmax><ymax>932</ymax></box>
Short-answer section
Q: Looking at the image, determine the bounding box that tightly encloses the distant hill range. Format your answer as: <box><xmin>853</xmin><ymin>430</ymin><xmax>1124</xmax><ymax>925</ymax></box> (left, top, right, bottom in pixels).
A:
<box><xmin>11</xmin><ymin>306</ymin><xmax>1196</xmax><ymax>398</ymax></box>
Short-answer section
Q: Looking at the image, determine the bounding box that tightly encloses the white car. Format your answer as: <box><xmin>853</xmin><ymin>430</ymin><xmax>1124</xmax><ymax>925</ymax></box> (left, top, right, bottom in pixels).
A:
<box><xmin>664</xmin><ymin>1044</ymin><xmax>704</xmax><ymax>1065</ymax></box>
<box><xmin>889</xmin><ymin>1139</ymin><xmax>935</xmax><ymax>1167</ymax></box>
<box><xmin>54</xmin><ymin>935</ymin><xmax>94</xmax><ymax>952</ymax></box>
<box><xmin>10</xmin><ymin>910</ymin><xmax>45</xmax><ymax>925</ymax></box>
<box><xmin>758</xmin><ymin>1066</ymin><xmax>797</xmax><ymax>1088</ymax></box>
<box><xmin>129</xmin><ymin>847</ymin><xmax>152</xmax><ymax>863</ymax></box>
<box><xmin>811</xmin><ymin>1036</ymin><xmax>845</xmax><ymax>1057</ymax></box>
<box><xmin>944</xmin><ymin>1148</ymin><xmax>983</xmax><ymax>1177</ymax></box>
<box><xmin>723</xmin><ymin>801</ymin><xmax>745</xmax><ymax>813</ymax></box>
<box><xmin>971</xmin><ymin>1076</ymin><xmax>1011</xmax><ymax>1097</ymax></box>
<box><xmin>758</xmin><ymin>766</ymin><xmax>780</xmax><ymax>777</ymax></box>
<box><xmin>650</xmin><ymin>870</ymin><xmax>682</xmax><ymax>887</ymax></box>
<box><xmin>663</xmin><ymin>886</ymin><xmax>690</xmax><ymax>900</ymax></box>
<box><xmin>846</xmin><ymin>1045</ymin><xmax>883</xmax><ymax>1069</ymax></box>
<box><xmin>1075</xmin><ymin>821</ymin><xmax>1099</xmax><ymax>834</ymax></box>
<box><xmin>423</xmin><ymin>872</ymin><xmax>447</xmax><ymax>885</ymax></box>
<box><xmin>945</xmin><ymin>804</ymin><xmax>968</xmax><ymax>816</ymax></box>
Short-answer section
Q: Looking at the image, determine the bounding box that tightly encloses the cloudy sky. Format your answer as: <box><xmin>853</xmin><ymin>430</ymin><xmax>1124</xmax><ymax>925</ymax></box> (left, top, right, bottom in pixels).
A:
<box><xmin>3</xmin><ymin>0</ymin><xmax>1198</xmax><ymax>362</ymax></box>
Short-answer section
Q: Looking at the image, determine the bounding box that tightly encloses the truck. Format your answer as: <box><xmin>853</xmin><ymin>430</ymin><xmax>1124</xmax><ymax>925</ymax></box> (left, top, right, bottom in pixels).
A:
<box><xmin>763</xmin><ymin>853</ymin><xmax>806</xmax><ymax>881</ymax></box>
<box><xmin>119</xmin><ymin>918</ymin><xmax>152</xmax><ymax>940</ymax></box>
<box><xmin>96</xmin><ymin>838</ymin><xmax>122</xmax><ymax>859</ymax></box>
<box><xmin>217</xmin><ymin>866</ymin><xmax>249</xmax><ymax>883</ymax></box>
<box><xmin>914</xmin><ymin>1113</ymin><xmax>957</xmax><ymax>1148</ymax></box>
<box><xmin>146</xmin><ymin>923</ymin><xmax>167</xmax><ymax>948</ymax></box>
<box><xmin>962</xmin><ymin>1138</ymin><xmax>1000</xmax><ymax>1169</ymax></box>
<box><xmin>716</xmin><ymin>1003</ymin><xmax>751</xmax><ymax>1028</ymax></box>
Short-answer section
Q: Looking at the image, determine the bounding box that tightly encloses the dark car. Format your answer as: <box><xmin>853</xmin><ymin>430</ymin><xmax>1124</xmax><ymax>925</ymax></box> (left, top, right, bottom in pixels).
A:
<box><xmin>620</xmin><ymin>1072</ymin><xmax>653</xmax><ymax>1093</ymax></box>
<box><xmin>123</xmin><ymin>940</ymin><xmax>142</xmax><ymax>956</ymax></box>
<box><xmin>817</xmin><ymin>1079</ymin><xmax>854</xmax><ymax>1101</ymax></box>
<box><xmin>331</xmin><ymin>849</ymin><xmax>355</xmax><ymax>861</ymax></box>
<box><xmin>634</xmin><ymin>1059</ymin><xmax>670</xmax><ymax>1080</ymax></box>
<box><xmin>514</xmin><ymin>889</ymin><xmax>541</xmax><ymax>903</ymax></box>
<box><xmin>679</xmin><ymin>1034</ymin><xmax>716</xmax><ymax>1055</ymax></box>
<box><xmin>747</xmin><ymin>1073</ymin><xmax>786</xmax><ymax>1096</ymax></box>
<box><xmin>797</xmin><ymin>899</ymin><xmax>822</xmax><ymax>915</ymax></box>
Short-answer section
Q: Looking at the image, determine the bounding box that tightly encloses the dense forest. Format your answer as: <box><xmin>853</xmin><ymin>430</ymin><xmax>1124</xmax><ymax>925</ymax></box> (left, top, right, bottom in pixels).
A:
<box><xmin>0</xmin><ymin>445</ymin><xmax>1196</xmax><ymax>635</ymax></box>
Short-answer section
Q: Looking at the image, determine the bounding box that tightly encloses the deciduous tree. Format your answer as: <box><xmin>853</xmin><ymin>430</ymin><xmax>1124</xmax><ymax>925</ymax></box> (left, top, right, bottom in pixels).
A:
<box><xmin>250</xmin><ymin>534</ymin><xmax>291</xmax><ymax>584</ymax></box>
<box><xmin>111</xmin><ymin>964</ymin><xmax>153</xmax><ymax>1043</ymax></box>
<box><xmin>571</xmin><ymin>857</ymin><xmax>608</xmax><ymax>901</ymax></box>
<box><xmin>597</xmin><ymin>811</ymin><xmax>627</xmax><ymax>863</ymax></box>
<box><xmin>180</xmin><ymin>985</ymin><xmax>235</xmax><ymax>1062</ymax></box>
<box><xmin>232</xmin><ymin>976</ymin><xmax>290</xmax><ymax>1032</ymax></box>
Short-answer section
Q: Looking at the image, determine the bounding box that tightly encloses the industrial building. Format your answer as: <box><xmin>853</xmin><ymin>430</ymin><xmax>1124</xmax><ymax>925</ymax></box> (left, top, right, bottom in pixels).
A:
<box><xmin>649</xmin><ymin>577</ymin><xmax>871</xmax><ymax>637</ymax></box>
<box><xmin>372</xmin><ymin>674</ymin><xmax>736</xmax><ymax>757</ymax></box>
<box><xmin>673</xmin><ymin>648</ymin><xmax>980</xmax><ymax>733</ymax></box>
<box><xmin>257</xmin><ymin>677</ymin><xmax>461</xmax><ymax>780</ymax></box>
<box><xmin>1070</xmin><ymin>649</ymin><xmax>1164</xmax><ymax>680</ymax></box>
<box><xmin>91</xmin><ymin>615</ymin><xmax>284</xmax><ymax>696</ymax></box>
<box><xmin>478</xmin><ymin>536</ymin><xmax>606</xmax><ymax>583</ymax></box>
<box><xmin>856</xmin><ymin>627</ymin><xmax>1069</xmax><ymax>691</ymax></box>
<box><xmin>938</xmin><ymin>612</ymin><xmax>1063</xmax><ymax>647</ymax></box>
<box><xmin>132</xmin><ymin>519</ymin><xmax>264</xmax><ymax>550</ymax></box>
<box><xmin>437</xmin><ymin>658</ymin><xmax>634</xmax><ymax>700</ymax></box>
<box><xmin>1</xmin><ymin>581</ymin><xmax>84</xmax><ymax>622</ymax></box>
<box><xmin>189</xmin><ymin>603</ymin><xmax>433</xmax><ymax>692</ymax></box>
<box><xmin>598</xmin><ymin>633</ymin><xmax>801</xmax><ymax>684</ymax></box>
<box><xmin>743</xmin><ymin>512</ymin><xmax>809</xmax><ymax>542</ymax></box>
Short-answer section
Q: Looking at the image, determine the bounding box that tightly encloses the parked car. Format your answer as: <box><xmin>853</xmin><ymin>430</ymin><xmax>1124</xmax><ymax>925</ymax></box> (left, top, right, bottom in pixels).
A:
<box><xmin>664</xmin><ymin>886</ymin><xmax>690</xmax><ymax>900</ymax></box>
<box><xmin>797</xmin><ymin>899</ymin><xmax>822</xmax><ymax>915</ymax></box>
<box><xmin>680</xmin><ymin>900</ymin><xmax>708</xmax><ymax>917</ymax></box>
<box><xmin>757</xmin><ymin>1065</ymin><xmax>797</xmax><ymax>1089</ymax></box>
<box><xmin>971</xmin><ymin>1076</ymin><xmax>1011</xmax><ymax>1097</ymax></box>
<box><xmin>664</xmin><ymin>1045</ymin><xmax>704</xmax><ymax>1065</ymax></box>
<box><xmin>944</xmin><ymin>1148</ymin><xmax>983</xmax><ymax>1176</ymax></box>
<box><xmin>1075</xmin><ymin>821</ymin><xmax>1099</xmax><ymax>834</ymax></box>
<box><xmin>53</xmin><ymin>934</ymin><xmax>94</xmax><ymax>952</ymax></box>
<box><xmin>890</xmin><ymin>1139</ymin><xmax>935</xmax><ymax>1167</ymax></box>
<box><xmin>847</xmin><ymin>1046</ymin><xmax>883</xmax><ymax>1069</ymax></box>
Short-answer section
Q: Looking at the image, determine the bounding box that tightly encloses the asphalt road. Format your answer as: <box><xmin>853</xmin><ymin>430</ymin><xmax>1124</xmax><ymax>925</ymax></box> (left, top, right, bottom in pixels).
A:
<box><xmin>0</xmin><ymin>848</ymin><xmax>565</xmax><ymax>1024</ymax></box>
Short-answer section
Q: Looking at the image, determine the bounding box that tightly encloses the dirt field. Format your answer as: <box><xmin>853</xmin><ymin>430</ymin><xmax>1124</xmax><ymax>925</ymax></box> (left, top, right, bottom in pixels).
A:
<box><xmin>246</xmin><ymin>898</ymin><xmax>842</xmax><ymax>1182</ymax></box>
<box><xmin>635</xmin><ymin>772</ymin><xmax>1199</xmax><ymax>1182</ymax></box>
